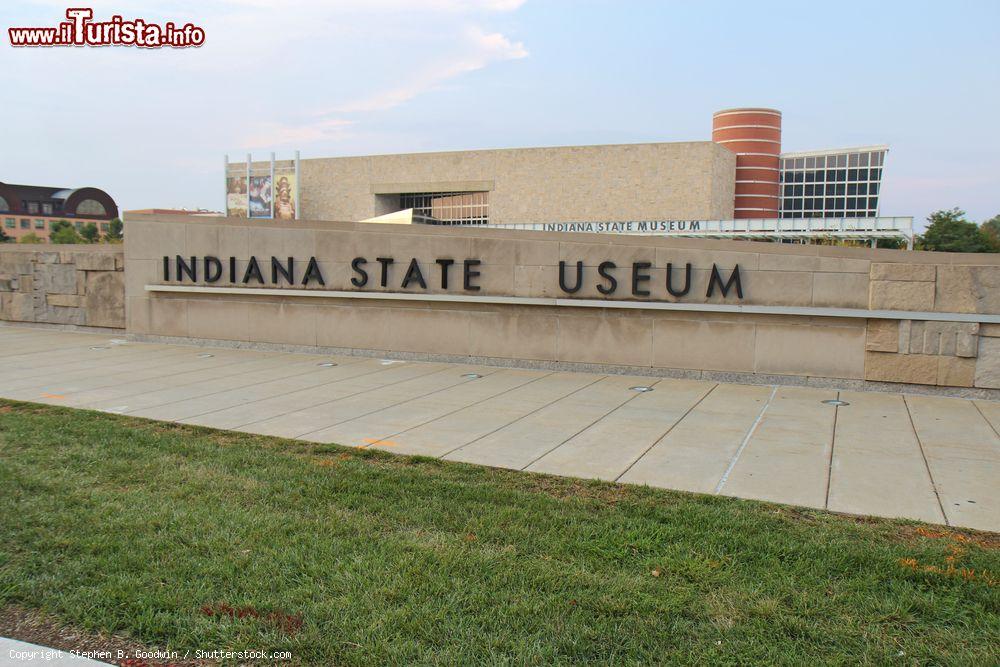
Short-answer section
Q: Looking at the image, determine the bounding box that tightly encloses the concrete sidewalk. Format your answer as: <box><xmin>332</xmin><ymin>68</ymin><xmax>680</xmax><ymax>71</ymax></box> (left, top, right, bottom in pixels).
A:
<box><xmin>1</xmin><ymin>324</ymin><xmax>997</xmax><ymax>532</ymax></box>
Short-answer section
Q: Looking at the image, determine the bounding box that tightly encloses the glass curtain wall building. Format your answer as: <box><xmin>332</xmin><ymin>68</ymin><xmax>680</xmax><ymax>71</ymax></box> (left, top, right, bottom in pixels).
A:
<box><xmin>778</xmin><ymin>146</ymin><xmax>887</xmax><ymax>219</ymax></box>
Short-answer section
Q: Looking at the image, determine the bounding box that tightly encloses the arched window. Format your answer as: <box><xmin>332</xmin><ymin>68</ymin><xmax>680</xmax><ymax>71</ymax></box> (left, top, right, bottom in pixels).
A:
<box><xmin>75</xmin><ymin>199</ymin><xmax>107</xmax><ymax>216</ymax></box>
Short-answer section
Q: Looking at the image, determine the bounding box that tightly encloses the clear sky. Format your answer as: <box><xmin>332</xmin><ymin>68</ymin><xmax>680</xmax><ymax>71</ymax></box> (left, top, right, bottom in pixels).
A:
<box><xmin>2</xmin><ymin>0</ymin><xmax>998</xmax><ymax>228</ymax></box>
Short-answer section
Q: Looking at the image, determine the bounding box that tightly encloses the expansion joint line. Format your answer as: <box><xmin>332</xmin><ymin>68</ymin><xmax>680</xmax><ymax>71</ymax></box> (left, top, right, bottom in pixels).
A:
<box><xmin>518</xmin><ymin>378</ymin><xmax>666</xmax><ymax>472</ymax></box>
<box><xmin>902</xmin><ymin>394</ymin><xmax>949</xmax><ymax>526</ymax></box>
<box><xmin>614</xmin><ymin>383</ymin><xmax>720</xmax><ymax>483</ymax></box>
<box><xmin>714</xmin><ymin>385</ymin><xmax>777</xmax><ymax>494</ymax></box>
<box><xmin>824</xmin><ymin>391</ymin><xmax>840</xmax><ymax>510</ymax></box>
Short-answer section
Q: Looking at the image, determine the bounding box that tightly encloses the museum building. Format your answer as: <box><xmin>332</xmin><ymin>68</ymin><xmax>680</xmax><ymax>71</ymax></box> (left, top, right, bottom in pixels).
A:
<box><xmin>229</xmin><ymin>108</ymin><xmax>889</xmax><ymax>228</ymax></box>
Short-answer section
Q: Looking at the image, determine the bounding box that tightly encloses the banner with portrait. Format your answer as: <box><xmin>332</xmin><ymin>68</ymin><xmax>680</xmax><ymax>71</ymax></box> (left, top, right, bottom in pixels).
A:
<box><xmin>226</xmin><ymin>176</ymin><xmax>247</xmax><ymax>218</ymax></box>
<box><xmin>248</xmin><ymin>175</ymin><xmax>272</xmax><ymax>218</ymax></box>
<box><xmin>273</xmin><ymin>172</ymin><xmax>297</xmax><ymax>221</ymax></box>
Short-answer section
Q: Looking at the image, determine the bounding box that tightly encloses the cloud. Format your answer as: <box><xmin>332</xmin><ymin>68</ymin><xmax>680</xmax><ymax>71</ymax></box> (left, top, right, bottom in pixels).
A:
<box><xmin>331</xmin><ymin>27</ymin><xmax>528</xmax><ymax>113</ymax></box>
<box><xmin>242</xmin><ymin>118</ymin><xmax>355</xmax><ymax>148</ymax></box>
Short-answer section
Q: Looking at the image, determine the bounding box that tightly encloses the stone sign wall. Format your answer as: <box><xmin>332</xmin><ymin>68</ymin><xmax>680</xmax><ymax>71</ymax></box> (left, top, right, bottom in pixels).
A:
<box><xmin>0</xmin><ymin>245</ymin><xmax>125</xmax><ymax>329</ymax></box>
<box><xmin>123</xmin><ymin>214</ymin><xmax>1000</xmax><ymax>394</ymax></box>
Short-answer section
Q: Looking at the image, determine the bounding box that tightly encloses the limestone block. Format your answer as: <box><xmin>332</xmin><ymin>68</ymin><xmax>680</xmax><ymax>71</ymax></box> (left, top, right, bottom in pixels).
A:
<box><xmin>0</xmin><ymin>258</ymin><xmax>34</xmax><ymax>275</ymax></box>
<box><xmin>6</xmin><ymin>292</ymin><xmax>34</xmax><ymax>321</ymax></box>
<box><xmin>0</xmin><ymin>277</ymin><xmax>13</xmax><ymax>291</ymax></box>
<box><xmin>18</xmin><ymin>274</ymin><xmax>32</xmax><ymax>293</ymax></box>
<box><xmin>41</xmin><ymin>305</ymin><xmax>84</xmax><ymax>325</ymax></box>
<box><xmin>47</xmin><ymin>294</ymin><xmax>83</xmax><ymax>308</ymax></box>
<box><xmin>937</xmin><ymin>356</ymin><xmax>975</xmax><ymax>387</ymax></box>
<box><xmin>980</xmin><ymin>323</ymin><xmax>1000</xmax><ymax>338</ymax></box>
<box><xmin>84</xmin><ymin>271</ymin><xmax>125</xmax><ymax>328</ymax></box>
<box><xmin>870</xmin><ymin>263</ymin><xmax>936</xmax><ymax>282</ymax></box>
<box><xmin>936</xmin><ymin>266</ymin><xmax>1000</xmax><ymax>314</ymax></box>
<box><xmin>922</xmin><ymin>328</ymin><xmax>941</xmax><ymax>355</ymax></box>
<box><xmin>865</xmin><ymin>319</ymin><xmax>898</xmax><ymax>352</ymax></box>
<box><xmin>869</xmin><ymin>281</ymin><xmax>935</xmax><ymax>311</ymax></box>
<box><xmin>957</xmin><ymin>332</ymin><xmax>978</xmax><ymax>358</ymax></box>
<box><xmin>864</xmin><ymin>351</ymin><xmax>938</xmax><ymax>385</ymax></box>
<box><xmin>908</xmin><ymin>321</ymin><xmax>925</xmax><ymax>354</ymax></box>
<box><xmin>35</xmin><ymin>264</ymin><xmax>78</xmax><ymax>295</ymax></box>
<box><xmin>938</xmin><ymin>331</ymin><xmax>957</xmax><ymax>356</ymax></box>
<box><xmin>812</xmin><ymin>272</ymin><xmax>869</xmax><ymax>308</ymax></box>
<box><xmin>74</xmin><ymin>252</ymin><xmax>117</xmax><ymax>271</ymax></box>
<box><xmin>37</xmin><ymin>252</ymin><xmax>60</xmax><ymax>264</ymax></box>
<box><xmin>897</xmin><ymin>320</ymin><xmax>911</xmax><ymax>354</ymax></box>
<box><xmin>974</xmin><ymin>337</ymin><xmax>1000</xmax><ymax>389</ymax></box>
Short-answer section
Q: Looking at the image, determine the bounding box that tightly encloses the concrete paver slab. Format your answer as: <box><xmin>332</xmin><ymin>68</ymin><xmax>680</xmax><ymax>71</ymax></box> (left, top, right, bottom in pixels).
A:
<box><xmin>526</xmin><ymin>378</ymin><xmax>715</xmax><ymax>480</ymax></box>
<box><xmin>720</xmin><ymin>386</ymin><xmax>838</xmax><ymax>509</ymax></box>
<box><xmin>365</xmin><ymin>372</ymin><xmax>601</xmax><ymax>457</ymax></box>
<box><xmin>904</xmin><ymin>395</ymin><xmax>1000</xmax><ymax>531</ymax></box>
<box><xmin>443</xmin><ymin>375</ymin><xmax>650</xmax><ymax>470</ymax></box>
<box><xmin>322</xmin><ymin>369</ymin><xmax>549</xmax><ymax>448</ymax></box>
<box><xmin>828</xmin><ymin>391</ymin><xmax>944</xmax><ymax>523</ymax></box>
<box><xmin>617</xmin><ymin>383</ymin><xmax>772</xmax><ymax>493</ymax></box>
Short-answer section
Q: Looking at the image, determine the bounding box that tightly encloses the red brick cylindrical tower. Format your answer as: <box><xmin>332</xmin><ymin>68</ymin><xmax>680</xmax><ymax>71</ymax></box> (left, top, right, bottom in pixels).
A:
<box><xmin>712</xmin><ymin>108</ymin><xmax>782</xmax><ymax>219</ymax></box>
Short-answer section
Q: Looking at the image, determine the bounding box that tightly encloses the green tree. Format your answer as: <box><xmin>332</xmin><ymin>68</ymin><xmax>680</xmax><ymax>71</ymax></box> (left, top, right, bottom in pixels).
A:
<box><xmin>49</xmin><ymin>220</ymin><xmax>84</xmax><ymax>244</ymax></box>
<box><xmin>19</xmin><ymin>233</ymin><xmax>43</xmax><ymax>244</ymax></box>
<box><xmin>0</xmin><ymin>227</ymin><xmax>9</xmax><ymax>243</ymax></box>
<box><xmin>981</xmin><ymin>213</ymin><xmax>1000</xmax><ymax>251</ymax></box>
<box><xmin>916</xmin><ymin>208</ymin><xmax>995</xmax><ymax>253</ymax></box>
<box><xmin>80</xmin><ymin>222</ymin><xmax>100</xmax><ymax>243</ymax></box>
<box><xmin>106</xmin><ymin>218</ymin><xmax>123</xmax><ymax>241</ymax></box>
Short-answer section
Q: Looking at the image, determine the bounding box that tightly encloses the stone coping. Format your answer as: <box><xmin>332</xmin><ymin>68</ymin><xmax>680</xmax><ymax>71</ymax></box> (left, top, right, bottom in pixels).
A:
<box><xmin>123</xmin><ymin>213</ymin><xmax>1000</xmax><ymax>264</ymax></box>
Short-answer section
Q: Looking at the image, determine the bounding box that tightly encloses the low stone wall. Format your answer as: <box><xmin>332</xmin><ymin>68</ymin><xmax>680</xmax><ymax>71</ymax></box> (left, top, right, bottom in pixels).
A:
<box><xmin>0</xmin><ymin>245</ymin><xmax>125</xmax><ymax>329</ymax></box>
<box><xmin>123</xmin><ymin>214</ymin><xmax>1000</xmax><ymax>395</ymax></box>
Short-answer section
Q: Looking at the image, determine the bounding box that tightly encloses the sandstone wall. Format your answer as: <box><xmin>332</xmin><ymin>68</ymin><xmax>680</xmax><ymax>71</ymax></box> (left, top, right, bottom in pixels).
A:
<box><xmin>124</xmin><ymin>214</ymin><xmax>1000</xmax><ymax>393</ymax></box>
<box><xmin>0</xmin><ymin>245</ymin><xmax>125</xmax><ymax>329</ymax></box>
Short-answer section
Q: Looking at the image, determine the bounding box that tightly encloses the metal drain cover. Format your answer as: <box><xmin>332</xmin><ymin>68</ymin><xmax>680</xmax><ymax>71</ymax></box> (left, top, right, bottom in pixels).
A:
<box><xmin>197</xmin><ymin>353</ymin><xmax>214</xmax><ymax>358</ymax></box>
<box><xmin>629</xmin><ymin>386</ymin><xmax>654</xmax><ymax>393</ymax></box>
<box><xmin>462</xmin><ymin>373</ymin><xmax>483</xmax><ymax>379</ymax></box>
<box><xmin>822</xmin><ymin>399</ymin><xmax>850</xmax><ymax>407</ymax></box>
<box><xmin>317</xmin><ymin>361</ymin><xmax>338</xmax><ymax>367</ymax></box>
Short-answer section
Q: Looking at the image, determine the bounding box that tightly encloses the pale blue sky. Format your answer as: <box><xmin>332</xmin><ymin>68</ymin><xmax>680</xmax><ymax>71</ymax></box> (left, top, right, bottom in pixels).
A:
<box><xmin>2</xmin><ymin>0</ymin><xmax>998</xmax><ymax>228</ymax></box>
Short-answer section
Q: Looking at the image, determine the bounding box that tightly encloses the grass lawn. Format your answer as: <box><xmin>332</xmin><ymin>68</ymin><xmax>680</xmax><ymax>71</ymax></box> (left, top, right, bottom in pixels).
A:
<box><xmin>0</xmin><ymin>399</ymin><xmax>997</xmax><ymax>665</ymax></box>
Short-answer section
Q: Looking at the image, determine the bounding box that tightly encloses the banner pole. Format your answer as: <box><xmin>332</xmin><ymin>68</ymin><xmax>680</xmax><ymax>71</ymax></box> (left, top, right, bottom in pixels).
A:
<box><xmin>246</xmin><ymin>153</ymin><xmax>251</xmax><ymax>218</ymax></box>
<box><xmin>223</xmin><ymin>154</ymin><xmax>229</xmax><ymax>216</ymax></box>
<box><xmin>269</xmin><ymin>152</ymin><xmax>275</xmax><ymax>219</ymax></box>
<box><xmin>294</xmin><ymin>150</ymin><xmax>300</xmax><ymax>220</ymax></box>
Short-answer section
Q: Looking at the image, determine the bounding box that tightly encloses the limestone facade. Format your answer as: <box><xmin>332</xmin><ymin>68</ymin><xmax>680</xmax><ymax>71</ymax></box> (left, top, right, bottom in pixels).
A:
<box><xmin>0</xmin><ymin>245</ymin><xmax>125</xmax><ymax>329</ymax></box>
<box><xmin>240</xmin><ymin>141</ymin><xmax>737</xmax><ymax>224</ymax></box>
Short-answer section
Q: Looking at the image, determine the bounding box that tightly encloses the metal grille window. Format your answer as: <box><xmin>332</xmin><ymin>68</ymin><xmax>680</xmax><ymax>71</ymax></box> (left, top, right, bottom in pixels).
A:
<box><xmin>778</xmin><ymin>147</ymin><xmax>887</xmax><ymax>219</ymax></box>
<box><xmin>399</xmin><ymin>191</ymin><xmax>488</xmax><ymax>225</ymax></box>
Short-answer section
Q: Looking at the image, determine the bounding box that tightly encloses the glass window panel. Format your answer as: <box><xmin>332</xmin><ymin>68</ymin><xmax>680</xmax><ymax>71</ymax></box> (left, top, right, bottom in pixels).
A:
<box><xmin>793</xmin><ymin>185</ymin><xmax>803</xmax><ymax>196</ymax></box>
<box><xmin>794</xmin><ymin>158</ymin><xmax>804</xmax><ymax>169</ymax></box>
<box><xmin>805</xmin><ymin>157</ymin><xmax>815</xmax><ymax>169</ymax></box>
<box><xmin>859</xmin><ymin>153</ymin><xmax>870</xmax><ymax>167</ymax></box>
<box><xmin>848</xmin><ymin>169</ymin><xmax>859</xmax><ymax>181</ymax></box>
<box><xmin>858</xmin><ymin>183</ymin><xmax>868</xmax><ymax>195</ymax></box>
<box><xmin>849</xmin><ymin>153</ymin><xmax>860</xmax><ymax>167</ymax></box>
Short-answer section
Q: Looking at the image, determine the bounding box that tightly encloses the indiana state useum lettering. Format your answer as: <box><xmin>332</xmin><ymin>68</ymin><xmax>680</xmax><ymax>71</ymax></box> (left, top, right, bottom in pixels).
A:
<box><xmin>162</xmin><ymin>255</ymin><xmax>745</xmax><ymax>300</ymax></box>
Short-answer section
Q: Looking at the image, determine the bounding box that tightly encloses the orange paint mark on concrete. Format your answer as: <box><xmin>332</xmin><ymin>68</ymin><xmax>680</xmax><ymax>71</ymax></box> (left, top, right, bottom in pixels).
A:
<box><xmin>40</xmin><ymin>393</ymin><xmax>65</xmax><ymax>400</ymax></box>
<box><xmin>362</xmin><ymin>437</ymin><xmax>397</xmax><ymax>447</ymax></box>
